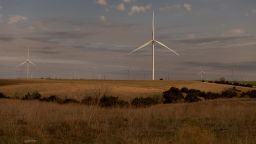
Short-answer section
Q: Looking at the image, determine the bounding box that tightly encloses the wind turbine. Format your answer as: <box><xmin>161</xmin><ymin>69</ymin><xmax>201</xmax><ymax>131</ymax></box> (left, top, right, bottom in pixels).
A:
<box><xmin>18</xmin><ymin>48</ymin><xmax>35</xmax><ymax>79</ymax></box>
<box><xmin>199</xmin><ymin>66</ymin><xmax>206</xmax><ymax>81</ymax></box>
<box><xmin>129</xmin><ymin>11</ymin><xmax>179</xmax><ymax>80</ymax></box>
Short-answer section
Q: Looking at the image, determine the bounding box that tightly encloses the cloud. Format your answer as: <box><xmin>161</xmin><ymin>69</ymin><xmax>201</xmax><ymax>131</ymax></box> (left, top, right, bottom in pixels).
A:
<box><xmin>182</xmin><ymin>61</ymin><xmax>256</xmax><ymax>71</ymax></box>
<box><xmin>99</xmin><ymin>15</ymin><xmax>107</xmax><ymax>23</ymax></box>
<box><xmin>129</xmin><ymin>5</ymin><xmax>151</xmax><ymax>15</ymax></box>
<box><xmin>116</xmin><ymin>3</ymin><xmax>125</xmax><ymax>12</ymax></box>
<box><xmin>251</xmin><ymin>9</ymin><xmax>256</xmax><ymax>14</ymax></box>
<box><xmin>123</xmin><ymin>0</ymin><xmax>131</xmax><ymax>3</ymax></box>
<box><xmin>159</xmin><ymin>4</ymin><xmax>192</xmax><ymax>12</ymax></box>
<box><xmin>183</xmin><ymin>3</ymin><xmax>192</xmax><ymax>12</ymax></box>
<box><xmin>0</xmin><ymin>14</ymin><xmax>3</xmax><ymax>22</ymax></box>
<box><xmin>96</xmin><ymin>0</ymin><xmax>107</xmax><ymax>6</ymax></box>
<box><xmin>223</xmin><ymin>28</ymin><xmax>246</xmax><ymax>37</ymax></box>
<box><xmin>8</xmin><ymin>15</ymin><xmax>28</xmax><ymax>24</ymax></box>
<box><xmin>0</xmin><ymin>5</ymin><xmax>3</xmax><ymax>10</ymax></box>
<box><xmin>176</xmin><ymin>35</ymin><xmax>253</xmax><ymax>45</ymax></box>
<box><xmin>0</xmin><ymin>35</ymin><xmax>15</xmax><ymax>42</ymax></box>
<box><xmin>159</xmin><ymin>4</ymin><xmax>182</xmax><ymax>11</ymax></box>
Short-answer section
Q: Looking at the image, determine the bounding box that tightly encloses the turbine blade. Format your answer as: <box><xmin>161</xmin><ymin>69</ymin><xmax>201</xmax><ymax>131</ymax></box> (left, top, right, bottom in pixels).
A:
<box><xmin>155</xmin><ymin>40</ymin><xmax>179</xmax><ymax>56</ymax></box>
<box><xmin>128</xmin><ymin>40</ymin><xmax>152</xmax><ymax>55</ymax></box>
<box><xmin>18</xmin><ymin>61</ymin><xmax>27</xmax><ymax>66</ymax></box>
<box><xmin>28</xmin><ymin>60</ymin><xmax>36</xmax><ymax>66</ymax></box>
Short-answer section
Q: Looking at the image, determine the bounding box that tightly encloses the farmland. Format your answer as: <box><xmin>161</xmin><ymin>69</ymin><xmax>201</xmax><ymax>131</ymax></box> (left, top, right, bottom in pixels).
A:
<box><xmin>0</xmin><ymin>79</ymin><xmax>256</xmax><ymax>144</ymax></box>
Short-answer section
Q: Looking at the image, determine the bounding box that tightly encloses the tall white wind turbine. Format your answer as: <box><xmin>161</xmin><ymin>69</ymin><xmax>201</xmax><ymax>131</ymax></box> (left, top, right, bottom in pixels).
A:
<box><xmin>199</xmin><ymin>66</ymin><xmax>206</xmax><ymax>81</ymax></box>
<box><xmin>129</xmin><ymin>11</ymin><xmax>179</xmax><ymax>80</ymax></box>
<box><xmin>18</xmin><ymin>48</ymin><xmax>35</xmax><ymax>79</ymax></box>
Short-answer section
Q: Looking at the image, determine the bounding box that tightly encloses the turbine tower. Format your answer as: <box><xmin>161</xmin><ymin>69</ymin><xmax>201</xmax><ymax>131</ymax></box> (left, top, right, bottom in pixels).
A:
<box><xmin>18</xmin><ymin>48</ymin><xmax>35</xmax><ymax>79</ymax></box>
<box><xmin>129</xmin><ymin>11</ymin><xmax>179</xmax><ymax>80</ymax></box>
<box><xmin>199</xmin><ymin>66</ymin><xmax>206</xmax><ymax>81</ymax></box>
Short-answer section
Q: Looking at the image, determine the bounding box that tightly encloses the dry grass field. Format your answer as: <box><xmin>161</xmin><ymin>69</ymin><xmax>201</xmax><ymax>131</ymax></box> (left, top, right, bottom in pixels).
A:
<box><xmin>0</xmin><ymin>79</ymin><xmax>254</xmax><ymax>100</ymax></box>
<box><xmin>0</xmin><ymin>79</ymin><xmax>256</xmax><ymax>144</ymax></box>
<box><xmin>0</xmin><ymin>99</ymin><xmax>256</xmax><ymax>144</ymax></box>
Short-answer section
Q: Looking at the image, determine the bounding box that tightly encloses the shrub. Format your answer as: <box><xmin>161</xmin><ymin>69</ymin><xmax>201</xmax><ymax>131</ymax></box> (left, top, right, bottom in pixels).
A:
<box><xmin>221</xmin><ymin>88</ymin><xmax>237</xmax><ymax>98</ymax></box>
<box><xmin>81</xmin><ymin>96</ymin><xmax>99</xmax><ymax>105</ymax></box>
<box><xmin>40</xmin><ymin>95</ymin><xmax>63</xmax><ymax>103</ymax></box>
<box><xmin>0</xmin><ymin>92</ymin><xmax>9</xmax><ymax>99</ymax></box>
<box><xmin>131</xmin><ymin>96</ymin><xmax>160</xmax><ymax>107</ymax></box>
<box><xmin>163</xmin><ymin>87</ymin><xmax>184</xmax><ymax>103</ymax></box>
<box><xmin>203</xmin><ymin>92</ymin><xmax>221</xmax><ymax>99</ymax></box>
<box><xmin>185</xmin><ymin>93</ymin><xmax>201</xmax><ymax>103</ymax></box>
<box><xmin>241</xmin><ymin>90</ymin><xmax>256</xmax><ymax>98</ymax></box>
<box><xmin>62</xmin><ymin>98</ymin><xmax>79</xmax><ymax>104</ymax></box>
<box><xmin>22</xmin><ymin>91</ymin><xmax>41</xmax><ymax>100</ymax></box>
<box><xmin>180</xmin><ymin>87</ymin><xmax>189</xmax><ymax>93</ymax></box>
<box><xmin>99</xmin><ymin>95</ymin><xmax>129</xmax><ymax>108</ymax></box>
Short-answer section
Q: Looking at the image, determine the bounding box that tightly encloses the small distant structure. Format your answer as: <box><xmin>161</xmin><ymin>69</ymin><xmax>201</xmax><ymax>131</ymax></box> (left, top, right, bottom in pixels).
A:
<box><xmin>18</xmin><ymin>48</ymin><xmax>36</xmax><ymax>80</ymax></box>
<box><xmin>199</xmin><ymin>66</ymin><xmax>206</xmax><ymax>81</ymax></box>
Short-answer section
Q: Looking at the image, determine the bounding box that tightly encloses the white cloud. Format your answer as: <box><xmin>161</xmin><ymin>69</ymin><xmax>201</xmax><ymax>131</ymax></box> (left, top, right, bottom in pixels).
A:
<box><xmin>129</xmin><ymin>5</ymin><xmax>151</xmax><ymax>15</ymax></box>
<box><xmin>0</xmin><ymin>14</ymin><xmax>3</xmax><ymax>22</ymax></box>
<box><xmin>116</xmin><ymin>3</ymin><xmax>125</xmax><ymax>12</ymax></box>
<box><xmin>96</xmin><ymin>0</ymin><xmax>107</xmax><ymax>6</ymax></box>
<box><xmin>186</xmin><ymin>34</ymin><xmax>196</xmax><ymax>39</ymax></box>
<box><xmin>229</xmin><ymin>29</ymin><xmax>245</xmax><ymax>35</ymax></box>
<box><xmin>159</xmin><ymin>4</ymin><xmax>192</xmax><ymax>12</ymax></box>
<box><xmin>183</xmin><ymin>3</ymin><xmax>192</xmax><ymax>12</ymax></box>
<box><xmin>100</xmin><ymin>15</ymin><xmax>107</xmax><ymax>23</ymax></box>
<box><xmin>123</xmin><ymin>0</ymin><xmax>135</xmax><ymax>3</ymax></box>
<box><xmin>159</xmin><ymin>4</ymin><xmax>182</xmax><ymax>11</ymax></box>
<box><xmin>223</xmin><ymin>28</ymin><xmax>246</xmax><ymax>37</ymax></box>
<box><xmin>8</xmin><ymin>15</ymin><xmax>28</xmax><ymax>24</ymax></box>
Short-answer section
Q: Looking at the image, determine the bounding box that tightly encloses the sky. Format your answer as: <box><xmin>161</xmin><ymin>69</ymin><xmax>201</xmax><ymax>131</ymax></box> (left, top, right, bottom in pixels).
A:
<box><xmin>0</xmin><ymin>0</ymin><xmax>255</xmax><ymax>80</ymax></box>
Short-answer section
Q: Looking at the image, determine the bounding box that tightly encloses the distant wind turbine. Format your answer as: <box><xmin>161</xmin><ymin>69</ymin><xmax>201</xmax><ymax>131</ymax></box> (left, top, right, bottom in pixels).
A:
<box><xmin>129</xmin><ymin>11</ymin><xmax>179</xmax><ymax>80</ymax></box>
<box><xmin>18</xmin><ymin>48</ymin><xmax>35</xmax><ymax>79</ymax></box>
<box><xmin>199</xmin><ymin>66</ymin><xmax>206</xmax><ymax>81</ymax></box>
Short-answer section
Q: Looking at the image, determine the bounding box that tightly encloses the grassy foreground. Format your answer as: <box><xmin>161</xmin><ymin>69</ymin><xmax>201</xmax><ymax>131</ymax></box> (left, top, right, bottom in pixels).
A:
<box><xmin>0</xmin><ymin>79</ymin><xmax>255</xmax><ymax>144</ymax></box>
<box><xmin>0</xmin><ymin>99</ymin><xmax>256</xmax><ymax>144</ymax></box>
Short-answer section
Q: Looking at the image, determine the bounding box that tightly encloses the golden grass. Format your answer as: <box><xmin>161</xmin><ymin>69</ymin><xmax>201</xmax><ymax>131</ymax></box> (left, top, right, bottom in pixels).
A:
<box><xmin>0</xmin><ymin>79</ymin><xmax>254</xmax><ymax>100</ymax></box>
<box><xmin>0</xmin><ymin>99</ymin><xmax>256</xmax><ymax>144</ymax></box>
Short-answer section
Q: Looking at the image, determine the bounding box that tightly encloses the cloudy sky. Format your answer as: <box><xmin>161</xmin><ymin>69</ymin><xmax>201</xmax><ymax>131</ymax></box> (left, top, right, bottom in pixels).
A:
<box><xmin>0</xmin><ymin>0</ymin><xmax>255</xmax><ymax>80</ymax></box>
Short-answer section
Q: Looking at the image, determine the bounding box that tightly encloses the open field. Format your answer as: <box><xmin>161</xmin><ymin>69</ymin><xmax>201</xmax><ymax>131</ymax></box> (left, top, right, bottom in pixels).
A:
<box><xmin>0</xmin><ymin>79</ymin><xmax>256</xmax><ymax>144</ymax></box>
<box><xmin>0</xmin><ymin>79</ymin><xmax>255</xmax><ymax>100</ymax></box>
<box><xmin>0</xmin><ymin>98</ymin><xmax>256</xmax><ymax>144</ymax></box>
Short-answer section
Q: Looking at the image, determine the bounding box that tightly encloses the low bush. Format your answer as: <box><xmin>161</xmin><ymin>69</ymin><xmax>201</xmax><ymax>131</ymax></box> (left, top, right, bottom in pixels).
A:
<box><xmin>40</xmin><ymin>95</ymin><xmax>63</xmax><ymax>103</ymax></box>
<box><xmin>221</xmin><ymin>88</ymin><xmax>238</xmax><ymax>98</ymax></box>
<box><xmin>209</xmin><ymin>79</ymin><xmax>253</xmax><ymax>88</ymax></box>
<box><xmin>62</xmin><ymin>98</ymin><xmax>79</xmax><ymax>104</ymax></box>
<box><xmin>131</xmin><ymin>96</ymin><xmax>160</xmax><ymax>107</ymax></box>
<box><xmin>81</xmin><ymin>96</ymin><xmax>99</xmax><ymax>105</ymax></box>
<box><xmin>203</xmin><ymin>92</ymin><xmax>221</xmax><ymax>99</ymax></box>
<box><xmin>99</xmin><ymin>95</ymin><xmax>129</xmax><ymax>108</ymax></box>
<box><xmin>241</xmin><ymin>90</ymin><xmax>256</xmax><ymax>98</ymax></box>
<box><xmin>0</xmin><ymin>92</ymin><xmax>9</xmax><ymax>99</ymax></box>
<box><xmin>22</xmin><ymin>91</ymin><xmax>41</xmax><ymax>100</ymax></box>
<box><xmin>163</xmin><ymin>87</ymin><xmax>184</xmax><ymax>103</ymax></box>
<box><xmin>180</xmin><ymin>87</ymin><xmax>189</xmax><ymax>93</ymax></box>
<box><xmin>185</xmin><ymin>93</ymin><xmax>201</xmax><ymax>103</ymax></box>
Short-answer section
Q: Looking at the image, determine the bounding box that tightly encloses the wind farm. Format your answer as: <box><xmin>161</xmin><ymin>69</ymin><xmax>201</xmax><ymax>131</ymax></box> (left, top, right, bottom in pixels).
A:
<box><xmin>0</xmin><ymin>0</ymin><xmax>256</xmax><ymax>144</ymax></box>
